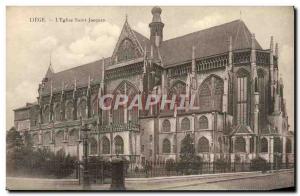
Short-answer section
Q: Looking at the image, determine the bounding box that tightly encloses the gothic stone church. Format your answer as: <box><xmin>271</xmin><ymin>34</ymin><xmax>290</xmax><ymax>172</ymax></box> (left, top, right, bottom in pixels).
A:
<box><xmin>14</xmin><ymin>7</ymin><xmax>294</xmax><ymax>165</ymax></box>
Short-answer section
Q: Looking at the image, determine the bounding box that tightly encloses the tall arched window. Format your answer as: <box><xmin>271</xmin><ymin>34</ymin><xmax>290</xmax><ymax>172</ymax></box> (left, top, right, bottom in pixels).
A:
<box><xmin>55</xmin><ymin>131</ymin><xmax>64</xmax><ymax>147</ymax></box>
<box><xmin>162</xmin><ymin>138</ymin><xmax>171</xmax><ymax>154</ymax></box>
<box><xmin>78</xmin><ymin>99</ymin><xmax>87</xmax><ymax>119</ymax></box>
<box><xmin>198</xmin><ymin>137</ymin><xmax>209</xmax><ymax>153</ymax></box>
<box><xmin>112</xmin><ymin>81</ymin><xmax>138</xmax><ymax>124</ymax></box>
<box><xmin>274</xmin><ymin>137</ymin><xmax>282</xmax><ymax>153</ymax></box>
<box><xmin>113</xmin><ymin>100</ymin><xmax>124</xmax><ymax>124</ymax></box>
<box><xmin>116</xmin><ymin>38</ymin><xmax>138</xmax><ymax>62</ymax></box>
<box><xmin>128</xmin><ymin>107</ymin><xmax>138</xmax><ymax>123</ymax></box>
<box><xmin>260</xmin><ymin>138</ymin><xmax>268</xmax><ymax>153</ymax></box>
<box><xmin>69</xmin><ymin>129</ymin><xmax>79</xmax><ymax>145</ymax></box>
<box><xmin>286</xmin><ymin>138</ymin><xmax>292</xmax><ymax>153</ymax></box>
<box><xmin>89</xmin><ymin>137</ymin><xmax>98</xmax><ymax>155</ymax></box>
<box><xmin>32</xmin><ymin>134</ymin><xmax>39</xmax><ymax>146</ymax></box>
<box><xmin>236</xmin><ymin>69</ymin><xmax>249</xmax><ymax>125</ymax></box>
<box><xmin>199</xmin><ymin>75</ymin><xmax>224</xmax><ymax>112</ymax></box>
<box><xmin>92</xmin><ymin>98</ymin><xmax>98</xmax><ymax>116</ymax></box>
<box><xmin>43</xmin><ymin>105</ymin><xmax>50</xmax><ymax>124</ymax></box>
<box><xmin>162</xmin><ymin>119</ymin><xmax>171</xmax><ymax>132</ymax></box>
<box><xmin>43</xmin><ymin>132</ymin><xmax>51</xmax><ymax>146</ymax></box>
<box><xmin>218</xmin><ymin>137</ymin><xmax>222</xmax><ymax>153</ymax></box>
<box><xmin>235</xmin><ymin>136</ymin><xmax>246</xmax><ymax>153</ymax></box>
<box><xmin>65</xmin><ymin>102</ymin><xmax>73</xmax><ymax>120</ymax></box>
<box><xmin>199</xmin><ymin>83</ymin><xmax>210</xmax><ymax>111</ymax></box>
<box><xmin>258</xmin><ymin>70</ymin><xmax>266</xmax><ymax>127</ymax></box>
<box><xmin>168</xmin><ymin>81</ymin><xmax>187</xmax><ymax>108</ymax></box>
<box><xmin>181</xmin><ymin>117</ymin><xmax>190</xmax><ymax>130</ymax></box>
<box><xmin>102</xmin><ymin>137</ymin><xmax>110</xmax><ymax>154</ymax></box>
<box><xmin>199</xmin><ymin>116</ymin><xmax>208</xmax><ymax>129</ymax></box>
<box><xmin>250</xmin><ymin>137</ymin><xmax>254</xmax><ymax>153</ymax></box>
<box><xmin>54</xmin><ymin>104</ymin><xmax>61</xmax><ymax>122</ymax></box>
<box><xmin>114</xmin><ymin>136</ymin><xmax>124</xmax><ymax>154</ymax></box>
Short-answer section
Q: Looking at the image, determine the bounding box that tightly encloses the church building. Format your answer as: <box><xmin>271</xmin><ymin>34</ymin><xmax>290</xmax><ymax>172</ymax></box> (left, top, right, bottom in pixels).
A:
<box><xmin>14</xmin><ymin>6</ymin><xmax>294</xmax><ymax>166</ymax></box>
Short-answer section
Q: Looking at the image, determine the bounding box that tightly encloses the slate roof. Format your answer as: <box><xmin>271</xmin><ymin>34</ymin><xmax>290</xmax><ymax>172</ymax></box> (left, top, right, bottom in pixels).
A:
<box><xmin>132</xmin><ymin>30</ymin><xmax>151</xmax><ymax>50</ymax></box>
<box><xmin>42</xmin><ymin>57</ymin><xmax>111</xmax><ymax>94</ymax></box>
<box><xmin>42</xmin><ymin>19</ymin><xmax>262</xmax><ymax>94</ymax></box>
<box><xmin>160</xmin><ymin>20</ymin><xmax>262</xmax><ymax>67</ymax></box>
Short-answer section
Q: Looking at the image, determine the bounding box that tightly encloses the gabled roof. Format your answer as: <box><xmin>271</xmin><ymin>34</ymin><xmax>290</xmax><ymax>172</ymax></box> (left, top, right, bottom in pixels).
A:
<box><xmin>111</xmin><ymin>20</ymin><xmax>145</xmax><ymax>62</ymax></box>
<box><xmin>41</xmin><ymin>19</ymin><xmax>263</xmax><ymax>94</ymax></box>
<box><xmin>231</xmin><ymin>124</ymin><xmax>253</xmax><ymax>135</ymax></box>
<box><xmin>160</xmin><ymin>20</ymin><xmax>262</xmax><ymax>67</ymax></box>
<box><xmin>132</xmin><ymin>30</ymin><xmax>151</xmax><ymax>50</ymax></box>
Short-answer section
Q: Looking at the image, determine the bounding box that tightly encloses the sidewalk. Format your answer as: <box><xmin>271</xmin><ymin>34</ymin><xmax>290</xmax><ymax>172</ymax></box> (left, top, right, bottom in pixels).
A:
<box><xmin>6</xmin><ymin>169</ymin><xmax>294</xmax><ymax>191</ymax></box>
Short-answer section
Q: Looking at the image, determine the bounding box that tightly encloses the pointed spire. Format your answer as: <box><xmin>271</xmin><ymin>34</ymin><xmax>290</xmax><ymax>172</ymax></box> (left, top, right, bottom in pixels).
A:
<box><xmin>50</xmin><ymin>80</ymin><xmax>53</xmax><ymax>96</ymax></box>
<box><xmin>229</xmin><ymin>36</ymin><xmax>232</xmax><ymax>52</ymax></box>
<box><xmin>192</xmin><ymin>45</ymin><xmax>196</xmax><ymax>60</ymax></box>
<box><xmin>251</xmin><ymin>33</ymin><xmax>256</xmax><ymax>65</ymax></box>
<box><xmin>150</xmin><ymin>45</ymin><xmax>153</xmax><ymax>58</ymax></box>
<box><xmin>73</xmin><ymin>79</ymin><xmax>77</xmax><ymax>99</ymax></box>
<box><xmin>61</xmin><ymin>81</ymin><xmax>64</xmax><ymax>102</ymax></box>
<box><xmin>101</xmin><ymin>57</ymin><xmax>105</xmax><ymax>82</ymax></box>
<box><xmin>144</xmin><ymin>44</ymin><xmax>147</xmax><ymax>58</ymax></box>
<box><xmin>275</xmin><ymin>43</ymin><xmax>279</xmax><ymax>58</ymax></box>
<box><xmin>251</xmin><ymin>33</ymin><xmax>256</xmax><ymax>49</ymax></box>
<box><xmin>192</xmin><ymin>46</ymin><xmax>196</xmax><ymax>73</ymax></box>
<box><xmin>143</xmin><ymin>45</ymin><xmax>147</xmax><ymax>74</ymax></box>
<box><xmin>88</xmin><ymin>75</ymin><xmax>91</xmax><ymax>89</ymax></box>
<box><xmin>279</xmin><ymin>75</ymin><xmax>283</xmax><ymax>85</ymax></box>
<box><xmin>270</xmin><ymin>36</ymin><xmax>274</xmax><ymax>52</ymax></box>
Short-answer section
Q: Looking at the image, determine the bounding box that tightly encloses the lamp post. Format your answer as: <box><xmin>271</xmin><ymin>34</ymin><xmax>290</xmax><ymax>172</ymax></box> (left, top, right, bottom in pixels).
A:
<box><xmin>81</xmin><ymin>123</ymin><xmax>90</xmax><ymax>189</ymax></box>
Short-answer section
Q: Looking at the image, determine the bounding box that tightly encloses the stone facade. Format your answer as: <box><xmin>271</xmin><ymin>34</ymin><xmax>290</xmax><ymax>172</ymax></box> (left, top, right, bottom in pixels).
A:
<box><xmin>14</xmin><ymin>6</ymin><xmax>294</xmax><ymax>166</ymax></box>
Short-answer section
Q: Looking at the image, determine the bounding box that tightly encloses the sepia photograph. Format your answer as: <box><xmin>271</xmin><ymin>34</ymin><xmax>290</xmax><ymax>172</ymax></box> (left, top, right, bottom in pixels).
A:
<box><xmin>6</xmin><ymin>6</ymin><xmax>295</xmax><ymax>191</ymax></box>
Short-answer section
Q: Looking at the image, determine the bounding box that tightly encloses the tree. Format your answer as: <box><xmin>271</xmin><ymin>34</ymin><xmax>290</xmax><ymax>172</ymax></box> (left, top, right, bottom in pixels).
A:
<box><xmin>6</xmin><ymin>127</ymin><xmax>23</xmax><ymax>149</ymax></box>
<box><xmin>6</xmin><ymin>127</ymin><xmax>25</xmax><ymax>175</ymax></box>
<box><xmin>6</xmin><ymin>126</ymin><xmax>77</xmax><ymax>178</ymax></box>
<box><xmin>180</xmin><ymin>134</ymin><xmax>195</xmax><ymax>162</ymax></box>
<box><xmin>178</xmin><ymin>134</ymin><xmax>202</xmax><ymax>174</ymax></box>
<box><xmin>165</xmin><ymin>159</ymin><xmax>176</xmax><ymax>172</ymax></box>
<box><xmin>48</xmin><ymin>149</ymin><xmax>76</xmax><ymax>178</ymax></box>
<box><xmin>250</xmin><ymin>156</ymin><xmax>268</xmax><ymax>173</ymax></box>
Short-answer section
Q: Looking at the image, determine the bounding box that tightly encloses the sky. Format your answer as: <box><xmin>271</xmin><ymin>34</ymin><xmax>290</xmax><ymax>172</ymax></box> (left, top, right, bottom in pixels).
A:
<box><xmin>6</xmin><ymin>6</ymin><xmax>294</xmax><ymax>130</ymax></box>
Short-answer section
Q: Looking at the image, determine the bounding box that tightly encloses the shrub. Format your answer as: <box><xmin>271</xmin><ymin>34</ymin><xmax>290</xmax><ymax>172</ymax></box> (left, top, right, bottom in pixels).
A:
<box><xmin>214</xmin><ymin>158</ymin><xmax>227</xmax><ymax>172</ymax></box>
<box><xmin>50</xmin><ymin>149</ymin><xmax>76</xmax><ymax>178</ymax></box>
<box><xmin>165</xmin><ymin>159</ymin><xmax>176</xmax><ymax>172</ymax></box>
<box><xmin>191</xmin><ymin>156</ymin><xmax>203</xmax><ymax>171</ymax></box>
<box><xmin>250</xmin><ymin>157</ymin><xmax>268</xmax><ymax>173</ymax></box>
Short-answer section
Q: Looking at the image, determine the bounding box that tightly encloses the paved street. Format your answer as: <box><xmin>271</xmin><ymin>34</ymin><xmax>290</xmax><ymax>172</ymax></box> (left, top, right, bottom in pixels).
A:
<box><xmin>163</xmin><ymin>170</ymin><xmax>294</xmax><ymax>190</ymax></box>
<box><xmin>7</xmin><ymin>169</ymin><xmax>294</xmax><ymax>191</ymax></box>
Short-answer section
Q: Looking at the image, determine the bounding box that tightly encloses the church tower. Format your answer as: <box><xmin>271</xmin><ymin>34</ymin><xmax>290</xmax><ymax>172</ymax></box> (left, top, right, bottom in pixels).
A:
<box><xmin>149</xmin><ymin>6</ymin><xmax>164</xmax><ymax>47</ymax></box>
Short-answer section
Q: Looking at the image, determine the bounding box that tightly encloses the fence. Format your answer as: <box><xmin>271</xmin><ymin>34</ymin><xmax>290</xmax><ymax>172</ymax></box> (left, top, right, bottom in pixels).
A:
<box><xmin>10</xmin><ymin>159</ymin><xmax>293</xmax><ymax>184</ymax></box>
<box><xmin>124</xmin><ymin>161</ymin><xmax>294</xmax><ymax>178</ymax></box>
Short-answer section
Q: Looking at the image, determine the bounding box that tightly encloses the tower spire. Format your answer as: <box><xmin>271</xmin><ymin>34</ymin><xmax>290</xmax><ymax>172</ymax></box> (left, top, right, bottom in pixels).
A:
<box><xmin>275</xmin><ymin>43</ymin><xmax>279</xmax><ymax>58</ymax></box>
<box><xmin>149</xmin><ymin>6</ymin><xmax>164</xmax><ymax>47</ymax></box>
<box><xmin>45</xmin><ymin>52</ymin><xmax>54</xmax><ymax>78</ymax></box>
<box><xmin>49</xmin><ymin>52</ymin><xmax>54</xmax><ymax>72</ymax></box>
